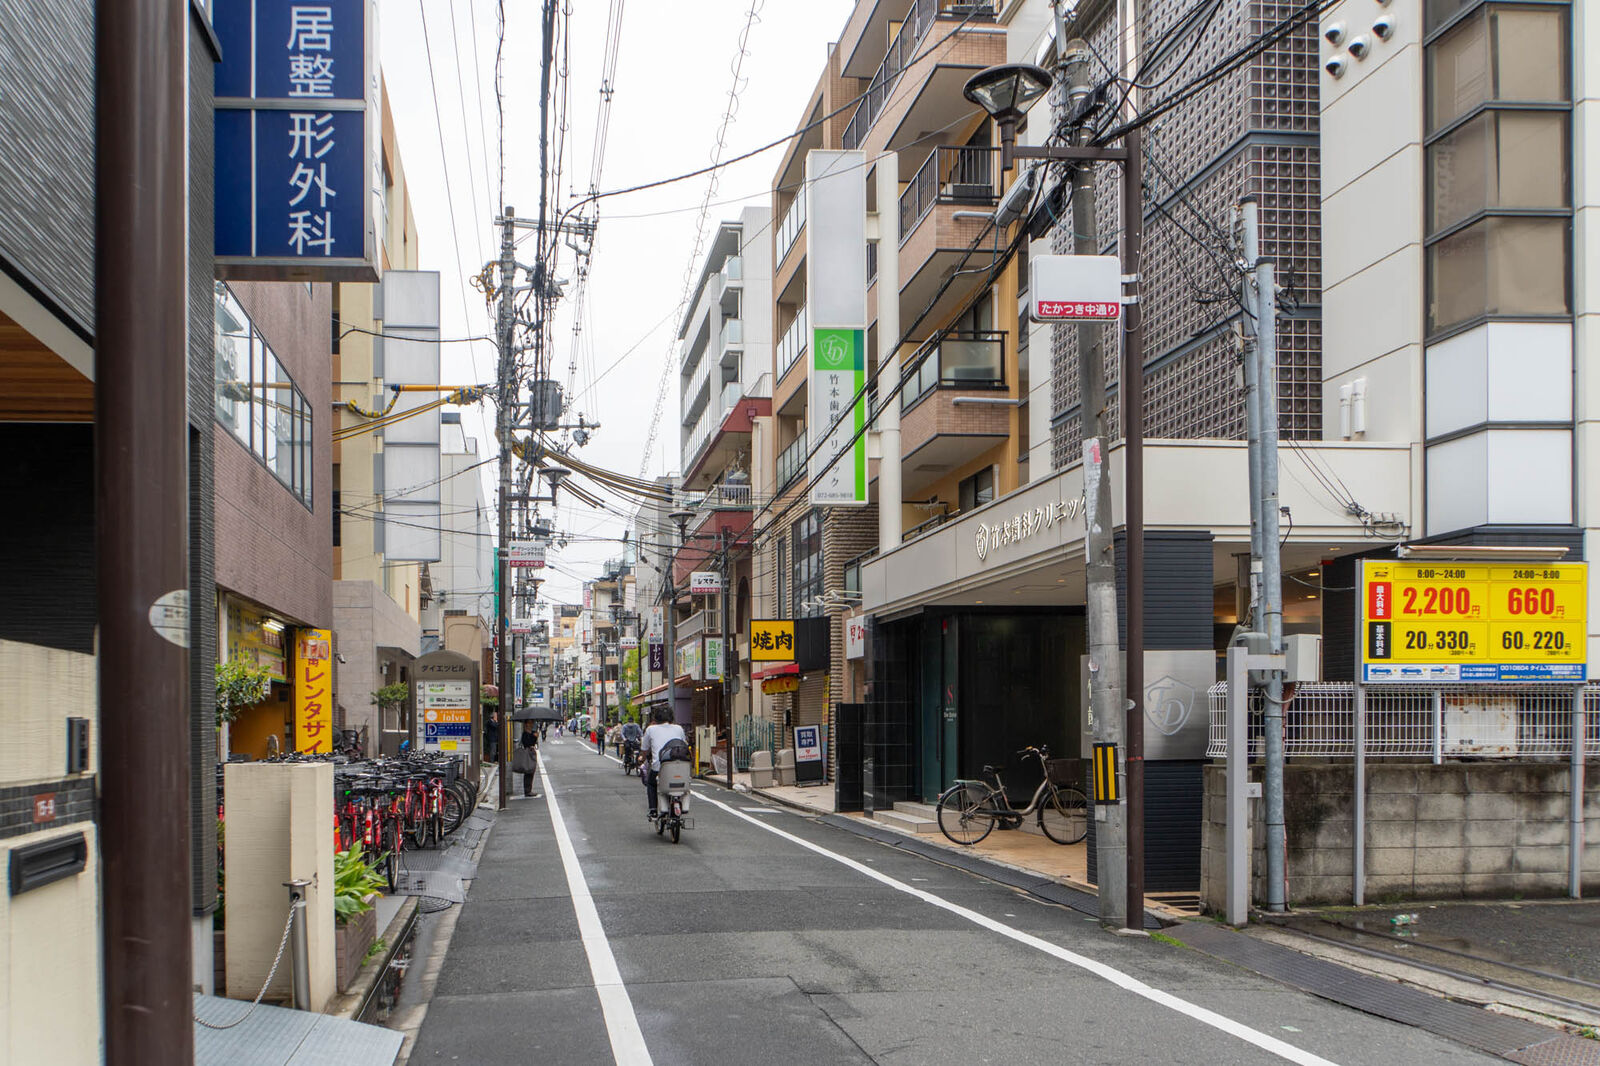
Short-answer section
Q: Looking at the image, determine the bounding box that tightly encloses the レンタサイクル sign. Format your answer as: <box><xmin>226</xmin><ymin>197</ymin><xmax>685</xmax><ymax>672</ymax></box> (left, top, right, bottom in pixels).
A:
<box><xmin>293</xmin><ymin>628</ymin><xmax>334</xmax><ymax>753</ymax></box>
<box><xmin>1359</xmin><ymin>560</ymin><xmax>1588</xmax><ymax>683</ymax></box>
<box><xmin>213</xmin><ymin>0</ymin><xmax>380</xmax><ymax>281</ymax></box>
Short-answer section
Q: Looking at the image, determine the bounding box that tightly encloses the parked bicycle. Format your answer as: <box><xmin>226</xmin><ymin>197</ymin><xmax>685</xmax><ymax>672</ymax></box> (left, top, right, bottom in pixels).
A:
<box><xmin>935</xmin><ymin>746</ymin><xmax>1089</xmax><ymax>846</ymax></box>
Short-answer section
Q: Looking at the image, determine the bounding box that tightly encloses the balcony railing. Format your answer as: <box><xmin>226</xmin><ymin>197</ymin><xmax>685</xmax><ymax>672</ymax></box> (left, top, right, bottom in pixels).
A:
<box><xmin>899</xmin><ymin>145</ymin><xmax>1000</xmax><ymax>237</ymax></box>
<box><xmin>776</xmin><ymin>430</ymin><xmax>809</xmax><ymax>494</ymax></box>
<box><xmin>903</xmin><ymin>509</ymin><xmax>953</xmax><ymax>542</ymax></box>
<box><xmin>720</xmin><ymin>317</ymin><xmax>743</xmax><ymax>355</ymax></box>
<box><xmin>777</xmin><ymin>193</ymin><xmax>806</xmax><ymax>264</ymax></box>
<box><xmin>841</xmin><ymin>0</ymin><xmax>998</xmax><ymax>150</ymax></box>
<box><xmin>777</xmin><ymin>304</ymin><xmax>808</xmax><ymax>378</ymax></box>
<box><xmin>695</xmin><ymin>480</ymin><xmax>754</xmax><ymax>513</ymax></box>
<box><xmin>900</xmin><ymin>330</ymin><xmax>1005</xmax><ymax>411</ymax></box>
<box><xmin>722</xmin><ymin>255</ymin><xmax>743</xmax><ymax>286</ymax></box>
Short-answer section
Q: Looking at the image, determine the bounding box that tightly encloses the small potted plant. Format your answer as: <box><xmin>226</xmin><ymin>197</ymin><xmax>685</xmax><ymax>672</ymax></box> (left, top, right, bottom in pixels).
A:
<box><xmin>333</xmin><ymin>843</ymin><xmax>388</xmax><ymax>992</ymax></box>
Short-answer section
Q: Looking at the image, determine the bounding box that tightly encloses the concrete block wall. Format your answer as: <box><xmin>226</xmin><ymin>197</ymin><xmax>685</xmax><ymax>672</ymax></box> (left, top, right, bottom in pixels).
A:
<box><xmin>1201</xmin><ymin>761</ymin><xmax>1600</xmax><ymax>910</ymax></box>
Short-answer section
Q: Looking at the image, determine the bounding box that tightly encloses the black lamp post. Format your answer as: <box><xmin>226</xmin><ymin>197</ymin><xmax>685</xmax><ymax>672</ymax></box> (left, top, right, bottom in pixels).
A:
<box><xmin>963</xmin><ymin>55</ymin><xmax>1148</xmax><ymax>932</ymax></box>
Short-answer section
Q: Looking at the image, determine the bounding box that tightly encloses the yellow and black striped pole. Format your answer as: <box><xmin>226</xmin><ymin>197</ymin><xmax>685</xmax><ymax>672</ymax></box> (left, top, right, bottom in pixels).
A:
<box><xmin>1093</xmin><ymin>742</ymin><xmax>1121</xmax><ymax>804</ymax></box>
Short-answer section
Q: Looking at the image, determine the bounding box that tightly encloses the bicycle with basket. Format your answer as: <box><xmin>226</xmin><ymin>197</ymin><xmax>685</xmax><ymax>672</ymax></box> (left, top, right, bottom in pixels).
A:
<box><xmin>934</xmin><ymin>745</ymin><xmax>1089</xmax><ymax>846</ymax></box>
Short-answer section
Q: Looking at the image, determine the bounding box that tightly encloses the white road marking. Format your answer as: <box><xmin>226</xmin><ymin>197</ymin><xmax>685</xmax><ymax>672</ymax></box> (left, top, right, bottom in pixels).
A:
<box><xmin>538</xmin><ymin>758</ymin><xmax>653</xmax><ymax>1066</ymax></box>
<box><xmin>694</xmin><ymin>790</ymin><xmax>1342</xmax><ymax>1066</ymax></box>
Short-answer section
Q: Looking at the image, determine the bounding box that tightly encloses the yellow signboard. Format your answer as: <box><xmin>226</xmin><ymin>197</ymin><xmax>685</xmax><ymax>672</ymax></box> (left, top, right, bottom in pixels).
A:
<box><xmin>1360</xmin><ymin>562</ymin><xmax>1587</xmax><ymax>683</ymax></box>
<box><xmin>749</xmin><ymin>619</ymin><xmax>796</xmax><ymax>662</ymax></box>
<box><xmin>293</xmin><ymin>628</ymin><xmax>334</xmax><ymax>752</ymax></box>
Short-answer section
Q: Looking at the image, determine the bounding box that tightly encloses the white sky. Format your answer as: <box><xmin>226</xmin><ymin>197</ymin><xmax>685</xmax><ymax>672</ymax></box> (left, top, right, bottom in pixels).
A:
<box><xmin>379</xmin><ymin>0</ymin><xmax>855</xmax><ymax>614</ymax></box>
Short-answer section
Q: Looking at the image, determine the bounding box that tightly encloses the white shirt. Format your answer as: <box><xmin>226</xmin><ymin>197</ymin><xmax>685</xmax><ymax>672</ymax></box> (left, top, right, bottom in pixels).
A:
<box><xmin>642</xmin><ymin>721</ymin><xmax>687</xmax><ymax>772</ymax></box>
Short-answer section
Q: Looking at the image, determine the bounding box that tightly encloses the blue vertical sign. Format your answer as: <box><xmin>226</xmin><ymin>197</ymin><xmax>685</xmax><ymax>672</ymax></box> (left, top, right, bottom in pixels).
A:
<box><xmin>214</xmin><ymin>0</ymin><xmax>379</xmax><ymax>281</ymax></box>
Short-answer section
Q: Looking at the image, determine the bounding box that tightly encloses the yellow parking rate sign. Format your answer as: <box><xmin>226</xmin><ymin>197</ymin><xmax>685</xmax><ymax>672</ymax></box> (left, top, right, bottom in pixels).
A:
<box><xmin>1360</xmin><ymin>561</ymin><xmax>1587</xmax><ymax>683</ymax></box>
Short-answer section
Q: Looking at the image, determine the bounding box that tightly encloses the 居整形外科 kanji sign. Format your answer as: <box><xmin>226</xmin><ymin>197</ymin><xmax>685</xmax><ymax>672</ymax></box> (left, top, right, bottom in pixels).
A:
<box><xmin>749</xmin><ymin>619</ymin><xmax>795</xmax><ymax>661</ymax></box>
<box><xmin>1359</xmin><ymin>560</ymin><xmax>1588</xmax><ymax>683</ymax></box>
<box><xmin>213</xmin><ymin>0</ymin><xmax>380</xmax><ymax>281</ymax></box>
<box><xmin>293</xmin><ymin>628</ymin><xmax>333</xmax><ymax>753</ymax></box>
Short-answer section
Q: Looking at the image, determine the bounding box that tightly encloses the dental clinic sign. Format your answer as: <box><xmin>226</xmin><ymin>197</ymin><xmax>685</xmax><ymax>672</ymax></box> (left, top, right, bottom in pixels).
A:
<box><xmin>974</xmin><ymin>497</ymin><xmax>1085</xmax><ymax>563</ymax></box>
<box><xmin>214</xmin><ymin>1</ymin><xmax>380</xmax><ymax>282</ymax></box>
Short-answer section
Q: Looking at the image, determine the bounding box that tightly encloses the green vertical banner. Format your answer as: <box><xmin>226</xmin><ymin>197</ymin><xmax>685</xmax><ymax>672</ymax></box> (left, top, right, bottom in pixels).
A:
<box><xmin>804</xmin><ymin>148</ymin><xmax>868</xmax><ymax>508</ymax></box>
<box><xmin>809</xmin><ymin>327</ymin><xmax>867</xmax><ymax>505</ymax></box>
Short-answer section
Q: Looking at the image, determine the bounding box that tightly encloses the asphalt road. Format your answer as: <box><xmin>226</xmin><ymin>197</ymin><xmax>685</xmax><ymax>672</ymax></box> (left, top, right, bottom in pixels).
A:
<box><xmin>407</xmin><ymin>738</ymin><xmax>1499</xmax><ymax>1066</ymax></box>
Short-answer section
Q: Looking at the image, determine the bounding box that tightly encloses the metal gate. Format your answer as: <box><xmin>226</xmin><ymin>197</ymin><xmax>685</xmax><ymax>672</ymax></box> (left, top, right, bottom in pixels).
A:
<box><xmin>733</xmin><ymin>715</ymin><xmax>776</xmax><ymax>773</ymax></box>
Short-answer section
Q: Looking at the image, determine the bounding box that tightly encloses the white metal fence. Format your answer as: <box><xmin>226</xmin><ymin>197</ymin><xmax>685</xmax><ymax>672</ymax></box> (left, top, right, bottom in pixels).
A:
<box><xmin>1207</xmin><ymin>682</ymin><xmax>1600</xmax><ymax>760</ymax></box>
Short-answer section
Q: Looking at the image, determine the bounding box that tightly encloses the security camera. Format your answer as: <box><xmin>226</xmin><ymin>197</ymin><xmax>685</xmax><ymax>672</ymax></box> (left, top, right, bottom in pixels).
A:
<box><xmin>1323</xmin><ymin>21</ymin><xmax>1345</xmax><ymax>44</ymax></box>
<box><xmin>1372</xmin><ymin>15</ymin><xmax>1394</xmax><ymax>40</ymax></box>
<box><xmin>1325</xmin><ymin>55</ymin><xmax>1347</xmax><ymax>78</ymax></box>
<box><xmin>1347</xmin><ymin>36</ymin><xmax>1370</xmax><ymax>59</ymax></box>
<box><xmin>992</xmin><ymin>166</ymin><xmax>1039</xmax><ymax>229</ymax></box>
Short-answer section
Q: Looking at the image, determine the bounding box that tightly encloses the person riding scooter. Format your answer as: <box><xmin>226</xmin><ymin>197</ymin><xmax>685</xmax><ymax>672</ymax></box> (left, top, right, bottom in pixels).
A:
<box><xmin>640</xmin><ymin>706</ymin><xmax>687</xmax><ymax>820</ymax></box>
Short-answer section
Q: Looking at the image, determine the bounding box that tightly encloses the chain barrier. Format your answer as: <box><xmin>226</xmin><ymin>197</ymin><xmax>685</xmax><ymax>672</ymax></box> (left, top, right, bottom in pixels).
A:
<box><xmin>193</xmin><ymin>898</ymin><xmax>298</xmax><ymax>1031</ymax></box>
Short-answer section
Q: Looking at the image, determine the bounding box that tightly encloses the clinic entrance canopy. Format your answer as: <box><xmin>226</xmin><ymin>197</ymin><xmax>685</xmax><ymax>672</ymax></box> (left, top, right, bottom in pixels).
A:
<box><xmin>213</xmin><ymin>0</ymin><xmax>381</xmax><ymax>282</ymax></box>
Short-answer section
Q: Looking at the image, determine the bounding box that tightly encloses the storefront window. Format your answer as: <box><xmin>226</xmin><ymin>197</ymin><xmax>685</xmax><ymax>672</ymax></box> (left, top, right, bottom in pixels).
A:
<box><xmin>214</xmin><ymin>284</ymin><xmax>314</xmax><ymax>508</ymax></box>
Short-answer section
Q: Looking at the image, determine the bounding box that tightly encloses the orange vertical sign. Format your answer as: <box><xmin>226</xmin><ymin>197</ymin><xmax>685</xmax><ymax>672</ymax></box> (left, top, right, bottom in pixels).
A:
<box><xmin>294</xmin><ymin>628</ymin><xmax>334</xmax><ymax>753</ymax></box>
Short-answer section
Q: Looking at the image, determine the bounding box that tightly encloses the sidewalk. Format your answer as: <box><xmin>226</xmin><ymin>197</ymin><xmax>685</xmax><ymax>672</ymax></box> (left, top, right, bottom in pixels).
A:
<box><xmin>723</xmin><ymin>770</ymin><xmax>1123</xmax><ymax>916</ymax></box>
<box><xmin>722</xmin><ymin>770</ymin><xmax>1600</xmax><ymax>1050</ymax></box>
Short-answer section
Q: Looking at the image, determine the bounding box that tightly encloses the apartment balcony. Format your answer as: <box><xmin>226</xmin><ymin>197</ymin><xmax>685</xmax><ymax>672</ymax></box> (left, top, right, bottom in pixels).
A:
<box><xmin>672</xmin><ymin>501</ymin><xmax>754</xmax><ymax>584</ymax></box>
<box><xmin>774</xmin><ymin>305</ymin><xmax>810</xmax><ymax>417</ymax></box>
<box><xmin>677</xmin><ymin>607</ymin><xmax>720</xmax><ymax>643</ymax></box>
<box><xmin>721</xmin><ymin>255</ymin><xmax>743</xmax><ymax>290</ymax></box>
<box><xmin>776</xmin><ymin>430</ymin><xmax>809</xmax><ymax>497</ymax></box>
<box><xmin>683</xmin><ymin>381</ymin><xmax>771</xmax><ymax>487</ymax></box>
<box><xmin>776</xmin><ymin>193</ymin><xmax>806</xmax><ymax>272</ymax></box>
<box><xmin>894</xmin><ymin>146</ymin><xmax>1003</xmax><ymax>342</ymax></box>
<box><xmin>719</xmin><ymin>317</ymin><xmax>743</xmax><ymax>367</ymax></box>
<box><xmin>840</xmin><ymin>0</ymin><xmax>1003</xmax><ymax>155</ymax></box>
<box><xmin>895</xmin><ymin>330</ymin><xmax>1008</xmax><ymax>495</ymax></box>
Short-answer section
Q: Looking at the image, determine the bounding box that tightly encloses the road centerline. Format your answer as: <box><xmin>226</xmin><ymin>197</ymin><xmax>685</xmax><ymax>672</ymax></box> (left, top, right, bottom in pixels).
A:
<box><xmin>694</xmin><ymin>789</ymin><xmax>1342</xmax><ymax>1066</ymax></box>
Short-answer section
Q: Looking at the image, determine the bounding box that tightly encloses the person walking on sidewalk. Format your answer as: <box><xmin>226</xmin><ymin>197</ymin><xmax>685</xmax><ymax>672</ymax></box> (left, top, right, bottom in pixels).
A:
<box><xmin>514</xmin><ymin>720</ymin><xmax>541</xmax><ymax>798</ymax></box>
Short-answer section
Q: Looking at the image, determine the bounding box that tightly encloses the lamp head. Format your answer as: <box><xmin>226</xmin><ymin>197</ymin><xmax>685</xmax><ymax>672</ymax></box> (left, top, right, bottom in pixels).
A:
<box><xmin>963</xmin><ymin>63</ymin><xmax>1054</xmax><ymax>124</ymax></box>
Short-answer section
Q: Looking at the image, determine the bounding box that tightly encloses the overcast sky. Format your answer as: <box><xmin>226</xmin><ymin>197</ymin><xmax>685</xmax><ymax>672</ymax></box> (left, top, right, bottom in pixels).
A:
<box><xmin>378</xmin><ymin>0</ymin><xmax>855</xmax><ymax>613</ymax></box>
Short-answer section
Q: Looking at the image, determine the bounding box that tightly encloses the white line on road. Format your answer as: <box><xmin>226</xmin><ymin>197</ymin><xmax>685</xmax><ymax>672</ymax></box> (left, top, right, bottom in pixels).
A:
<box><xmin>538</xmin><ymin>758</ymin><xmax>653</xmax><ymax>1066</ymax></box>
<box><xmin>694</xmin><ymin>790</ymin><xmax>1342</xmax><ymax>1066</ymax></box>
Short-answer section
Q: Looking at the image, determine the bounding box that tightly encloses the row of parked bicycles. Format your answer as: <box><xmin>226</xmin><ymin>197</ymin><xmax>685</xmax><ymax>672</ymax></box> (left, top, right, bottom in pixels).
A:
<box><xmin>333</xmin><ymin>753</ymin><xmax>479</xmax><ymax>892</ymax></box>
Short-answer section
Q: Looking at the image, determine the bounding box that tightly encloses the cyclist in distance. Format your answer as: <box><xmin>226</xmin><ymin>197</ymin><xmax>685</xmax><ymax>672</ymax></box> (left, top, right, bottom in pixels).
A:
<box><xmin>640</xmin><ymin>706</ymin><xmax>686</xmax><ymax>820</ymax></box>
<box><xmin>619</xmin><ymin>719</ymin><xmax>644</xmax><ymax>773</ymax></box>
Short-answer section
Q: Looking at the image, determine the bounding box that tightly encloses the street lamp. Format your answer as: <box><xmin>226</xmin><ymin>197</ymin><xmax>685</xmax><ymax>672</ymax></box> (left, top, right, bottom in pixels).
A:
<box><xmin>961</xmin><ymin>63</ymin><xmax>1052</xmax><ymax>152</ymax></box>
<box><xmin>963</xmin><ymin>45</ymin><xmax>1149</xmax><ymax>932</ymax></box>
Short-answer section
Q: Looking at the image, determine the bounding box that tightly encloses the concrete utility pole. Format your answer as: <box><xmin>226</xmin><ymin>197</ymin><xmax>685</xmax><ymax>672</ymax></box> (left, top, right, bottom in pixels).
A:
<box><xmin>1239</xmin><ymin>199</ymin><xmax>1265</xmax><ymax>635</ymax></box>
<box><xmin>1118</xmin><ymin>0</ymin><xmax>1149</xmax><ymax>937</ymax></box>
<box><xmin>720</xmin><ymin>529</ymin><xmax>735</xmax><ymax>789</ymax></box>
<box><xmin>97</xmin><ymin>1</ymin><xmax>192</xmax><ymax>1058</ymax></box>
<box><xmin>496</xmin><ymin>206</ymin><xmax>517</xmax><ymax>810</ymax></box>
<box><xmin>1256</xmin><ymin>254</ymin><xmax>1287</xmax><ymax>912</ymax></box>
<box><xmin>1060</xmin><ymin>27</ymin><xmax>1127</xmax><ymax>931</ymax></box>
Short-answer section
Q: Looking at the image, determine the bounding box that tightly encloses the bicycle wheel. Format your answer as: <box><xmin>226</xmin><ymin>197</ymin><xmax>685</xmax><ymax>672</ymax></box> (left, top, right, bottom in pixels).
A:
<box><xmin>670</xmin><ymin>817</ymin><xmax>681</xmax><ymax>844</ymax></box>
<box><xmin>442</xmin><ymin>787</ymin><xmax>465</xmax><ymax>834</ymax></box>
<box><xmin>936</xmin><ymin>786</ymin><xmax>996</xmax><ymax>845</ymax></box>
<box><xmin>1039</xmin><ymin>786</ymin><xmax>1089</xmax><ymax>845</ymax></box>
<box><xmin>380</xmin><ymin>824</ymin><xmax>400</xmax><ymax>893</ymax></box>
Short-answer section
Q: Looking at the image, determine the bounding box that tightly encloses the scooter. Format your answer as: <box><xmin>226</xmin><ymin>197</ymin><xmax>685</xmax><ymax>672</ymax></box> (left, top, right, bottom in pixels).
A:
<box><xmin>654</xmin><ymin>758</ymin><xmax>694</xmax><ymax>843</ymax></box>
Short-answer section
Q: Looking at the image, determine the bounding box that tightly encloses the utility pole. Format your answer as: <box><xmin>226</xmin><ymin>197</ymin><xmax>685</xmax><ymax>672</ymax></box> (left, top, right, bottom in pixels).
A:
<box><xmin>1118</xmin><ymin>0</ymin><xmax>1149</xmax><ymax>936</ymax></box>
<box><xmin>721</xmin><ymin>529</ymin><xmax>734</xmax><ymax>790</ymax></box>
<box><xmin>1239</xmin><ymin>198</ymin><xmax>1265</xmax><ymax>639</ymax></box>
<box><xmin>1256</xmin><ymin>254</ymin><xmax>1286</xmax><ymax>912</ymax></box>
<box><xmin>1060</xmin><ymin>26</ymin><xmax>1127</xmax><ymax>931</ymax></box>
<box><xmin>98</xmin><ymin>0</ymin><xmax>192</xmax><ymax>1058</ymax></box>
<box><xmin>496</xmin><ymin>206</ymin><xmax>517</xmax><ymax>810</ymax></box>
